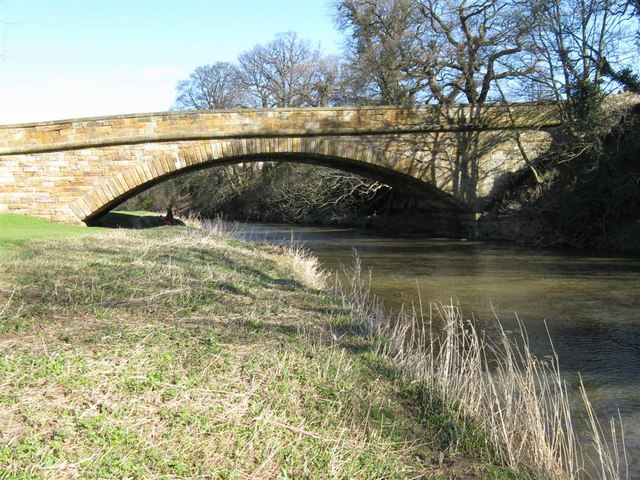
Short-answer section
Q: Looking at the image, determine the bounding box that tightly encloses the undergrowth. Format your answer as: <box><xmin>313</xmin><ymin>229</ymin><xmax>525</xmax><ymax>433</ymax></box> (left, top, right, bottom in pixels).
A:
<box><xmin>485</xmin><ymin>95</ymin><xmax>640</xmax><ymax>253</ymax></box>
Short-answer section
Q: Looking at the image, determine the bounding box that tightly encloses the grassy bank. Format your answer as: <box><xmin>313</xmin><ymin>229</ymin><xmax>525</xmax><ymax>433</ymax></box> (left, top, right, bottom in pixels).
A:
<box><xmin>0</xmin><ymin>216</ymin><xmax>626</xmax><ymax>479</ymax></box>
<box><xmin>0</xmin><ymin>218</ymin><xmax>523</xmax><ymax>479</ymax></box>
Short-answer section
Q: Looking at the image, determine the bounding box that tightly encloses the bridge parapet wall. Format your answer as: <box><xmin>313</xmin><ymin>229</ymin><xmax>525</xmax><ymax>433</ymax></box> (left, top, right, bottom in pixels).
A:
<box><xmin>0</xmin><ymin>104</ymin><xmax>559</xmax><ymax>156</ymax></box>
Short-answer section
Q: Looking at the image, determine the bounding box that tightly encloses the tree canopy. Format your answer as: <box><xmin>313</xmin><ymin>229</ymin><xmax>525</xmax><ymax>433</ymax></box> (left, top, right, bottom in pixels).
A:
<box><xmin>162</xmin><ymin>3</ymin><xmax>640</xmax><ymax>221</ymax></box>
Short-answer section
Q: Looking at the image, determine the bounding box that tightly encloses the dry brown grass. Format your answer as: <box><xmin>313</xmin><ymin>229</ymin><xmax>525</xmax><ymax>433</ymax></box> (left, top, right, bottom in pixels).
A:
<box><xmin>339</xmin><ymin>255</ymin><xmax>628</xmax><ymax>480</ymax></box>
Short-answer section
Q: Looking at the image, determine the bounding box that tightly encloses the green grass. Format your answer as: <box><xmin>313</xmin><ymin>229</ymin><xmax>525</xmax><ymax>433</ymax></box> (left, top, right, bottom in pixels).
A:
<box><xmin>0</xmin><ymin>211</ymin><xmax>181</xmax><ymax>258</ymax></box>
<box><xmin>0</xmin><ymin>214</ymin><xmax>102</xmax><ymax>258</ymax></box>
<box><xmin>0</xmin><ymin>217</ymin><xmax>528</xmax><ymax>479</ymax></box>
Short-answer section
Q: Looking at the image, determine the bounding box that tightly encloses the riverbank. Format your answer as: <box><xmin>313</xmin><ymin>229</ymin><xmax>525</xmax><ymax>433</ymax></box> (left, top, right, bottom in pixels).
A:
<box><xmin>0</xmin><ymin>217</ymin><xmax>524</xmax><ymax>479</ymax></box>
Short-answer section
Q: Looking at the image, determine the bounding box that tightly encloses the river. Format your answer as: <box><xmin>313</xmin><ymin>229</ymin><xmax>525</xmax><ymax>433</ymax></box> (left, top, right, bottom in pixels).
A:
<box><xmin>231</xmin><ymin>221</ymin><xmax>640</xmax><ymax>477</ymax></box>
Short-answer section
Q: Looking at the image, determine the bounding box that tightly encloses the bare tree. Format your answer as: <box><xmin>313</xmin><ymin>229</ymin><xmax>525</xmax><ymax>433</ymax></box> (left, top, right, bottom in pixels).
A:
<box><xmin>174</xmin><ymin>62</ymin><xmax>244</xmax><ymax>110</ymax></box>
<box><xmin>236</xmin><ymin>31</ymin><xmax>340</xmax><ymax>108</ymax></box>
<box><xmin>164</xmin><ymin>32</ymin><xmax>385</xmax><ymax>222</ymax></box>
<box><xmin>414</xmin><ymin>0</ymin><xmax>537</xmax><ymax>105</ymax></box>
<box><xmin>335</xmin><ymin>0</ymin><xmax>541</xmax><ymax>206</ymax></box>
<box><xmin>418</xmin><ymin>0</ymin><xmax>538</xmax><ymax>205</ymax></box>
<box><xmin>305</xmin><ymin>54</ymin><xmax>343</xmax><ymax>107</ymax></box>
<box><xmin>335</xmin><ymin>0</ymin><xmax>426</xmax><ymax>105</ymax></box>
<box><xmin>232</xmin><ymin>32</ymin><xmax>386</xmax><ymax>220</ymax></box>
<box><xmin>260</xmin><ymin>163</ymin><xmax>389</xmax><ymax>222</ymax></box>
<box><xmin>529</xmin><ymin>0</ymin><xmax>635</xmax><ymax>116</ymax></box>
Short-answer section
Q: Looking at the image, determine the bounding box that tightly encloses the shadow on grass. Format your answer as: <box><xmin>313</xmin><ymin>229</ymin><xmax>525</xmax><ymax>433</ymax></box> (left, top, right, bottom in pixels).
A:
<box><xmin>86</xmin><ymin>211</ymin><xmax>185</xmax><ymax>229</ymax></box>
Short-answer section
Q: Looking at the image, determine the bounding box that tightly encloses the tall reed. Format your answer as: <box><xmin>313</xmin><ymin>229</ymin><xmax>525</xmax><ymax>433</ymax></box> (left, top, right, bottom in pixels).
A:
<box><xmin>337</xmin><ymin>256</ymin><xmax>627</xmax><ymax>479</ymax></box>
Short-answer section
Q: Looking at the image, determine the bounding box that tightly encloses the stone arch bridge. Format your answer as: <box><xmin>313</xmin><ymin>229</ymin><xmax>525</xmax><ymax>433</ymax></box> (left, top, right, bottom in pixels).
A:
<box><xmin>0</xmin><ymin>104</ymin><xmax>558</xmax><ymax>224</ymax></box>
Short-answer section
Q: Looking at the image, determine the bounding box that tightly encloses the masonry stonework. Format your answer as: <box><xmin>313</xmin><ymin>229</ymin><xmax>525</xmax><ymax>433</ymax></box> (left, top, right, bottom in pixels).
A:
<box><xmin>0</xmin><ymin>104</ymin><xmax>558</xmax><ymax>223</ymax></box>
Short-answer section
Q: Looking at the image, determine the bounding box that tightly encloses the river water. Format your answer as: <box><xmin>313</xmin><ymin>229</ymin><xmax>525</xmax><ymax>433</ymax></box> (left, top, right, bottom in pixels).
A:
<box><xmin>231</xmin><ymin>221</ymin><xmax>640</xmax><ymax>477</ymax></box>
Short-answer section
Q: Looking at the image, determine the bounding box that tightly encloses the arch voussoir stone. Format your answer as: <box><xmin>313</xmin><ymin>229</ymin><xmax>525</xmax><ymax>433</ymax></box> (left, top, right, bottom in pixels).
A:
<box><xmin>97</xmin><ymin>184</ymin><xmax>115</xmax><ymax>203</ymax></box>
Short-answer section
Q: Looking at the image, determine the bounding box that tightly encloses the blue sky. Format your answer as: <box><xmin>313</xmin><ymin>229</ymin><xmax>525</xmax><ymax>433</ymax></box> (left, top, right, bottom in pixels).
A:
<box><xmin>0</xmin><ymin>0</ymin><xmax>341</xmax><ymax>124</ymax></box>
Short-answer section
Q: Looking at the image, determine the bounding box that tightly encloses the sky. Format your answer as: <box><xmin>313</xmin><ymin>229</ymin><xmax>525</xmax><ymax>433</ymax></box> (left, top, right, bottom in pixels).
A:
<box><xmin>0</xmin><ymin>0</ymin><xmax>342</xmax><ymax>124</ymax></box>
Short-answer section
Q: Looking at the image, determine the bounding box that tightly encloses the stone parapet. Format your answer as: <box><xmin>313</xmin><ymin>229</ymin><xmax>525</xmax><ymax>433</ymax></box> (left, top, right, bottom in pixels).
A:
<box><xmin>0</xmin><ymin>104</ymin><xmax>559</xmax><ymax>156</ymax></box>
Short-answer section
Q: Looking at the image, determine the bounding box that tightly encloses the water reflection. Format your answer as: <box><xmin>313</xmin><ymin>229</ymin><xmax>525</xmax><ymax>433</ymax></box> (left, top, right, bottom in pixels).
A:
<box><xmin>233</xmin><ymin>221</ymin><xmax>640</xmax><ymax>477</ymax></box>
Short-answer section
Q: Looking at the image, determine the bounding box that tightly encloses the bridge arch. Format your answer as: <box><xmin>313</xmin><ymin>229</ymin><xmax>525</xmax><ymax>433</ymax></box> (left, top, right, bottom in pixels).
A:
<box><xmin>72</xmin><ymin>137</ymin><xmax>468</xmax><ymax>222</ymax></box>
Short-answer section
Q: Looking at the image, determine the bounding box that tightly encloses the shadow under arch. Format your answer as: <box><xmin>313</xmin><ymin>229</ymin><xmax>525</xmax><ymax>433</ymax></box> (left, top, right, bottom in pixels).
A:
<box><xmin>70</xmin><ymin>137</ymin><xmax>471</xmax><ymax>224</ymax></box>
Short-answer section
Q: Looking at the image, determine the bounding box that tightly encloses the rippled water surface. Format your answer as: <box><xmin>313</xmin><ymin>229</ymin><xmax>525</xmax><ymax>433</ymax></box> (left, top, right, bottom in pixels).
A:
<box><xmin>234</xmin><ymin>222</ymin><xmax>640</xmax><ymax>477</ymax></box>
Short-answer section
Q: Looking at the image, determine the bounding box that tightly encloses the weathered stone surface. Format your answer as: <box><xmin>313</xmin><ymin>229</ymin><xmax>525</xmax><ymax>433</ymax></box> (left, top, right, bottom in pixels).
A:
<box><xmin>0</xmin><ymin>104</ymin><xmax>559</xmax><ymax>223</ymax></box>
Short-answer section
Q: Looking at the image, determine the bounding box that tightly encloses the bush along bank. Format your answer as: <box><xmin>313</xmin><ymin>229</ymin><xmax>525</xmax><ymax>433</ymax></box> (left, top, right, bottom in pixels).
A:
<box><xmin>481</xmin><ymin>96</ymin><xmax>640</xmax><ymax>253</ymax></box>
<box><xmin>0</xmin><ymin>219</ymin><xmax>627</xmax><ymax>478</ymax></box>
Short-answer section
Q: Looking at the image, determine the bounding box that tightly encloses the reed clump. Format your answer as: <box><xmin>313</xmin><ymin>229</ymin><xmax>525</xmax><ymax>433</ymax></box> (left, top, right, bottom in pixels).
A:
<box><xmin>338</xmin><ymin>256</ymin><xmax>628</xmax><ymax>480</ymax></box>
